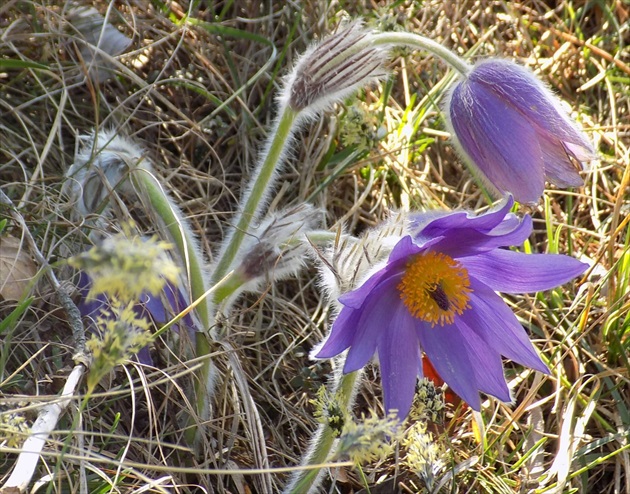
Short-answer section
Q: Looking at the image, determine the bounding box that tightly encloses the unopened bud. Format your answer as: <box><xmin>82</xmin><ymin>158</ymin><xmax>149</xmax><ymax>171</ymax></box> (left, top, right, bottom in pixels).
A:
<box><xmin>231</xmin><ymin>204</ymin><xmax>324</xmax><ymax>299</ymax></box>
<box><xmin>281</xmin><ymin>21</ymin><xmax>389</xmax><ymax>117</ymax></box>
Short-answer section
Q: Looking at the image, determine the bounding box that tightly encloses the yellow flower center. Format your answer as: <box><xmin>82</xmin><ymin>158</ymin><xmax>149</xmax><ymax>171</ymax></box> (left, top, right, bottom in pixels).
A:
<box><xmin>398</xmin><ymin>251</ymin><xmax>472</xmax><ymax>327</ymax></box>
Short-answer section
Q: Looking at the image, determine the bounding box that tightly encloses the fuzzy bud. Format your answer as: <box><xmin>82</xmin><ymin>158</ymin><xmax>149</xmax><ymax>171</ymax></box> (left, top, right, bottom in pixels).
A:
<box><xmin>225</xmin><ymin>204</ymin><xmax>324</xmax><ymax>305</ymax></box>
<box><xmin>280</xmin><ymin>21</ymin><xmax>389</xmax><ymax>118</ymax></box>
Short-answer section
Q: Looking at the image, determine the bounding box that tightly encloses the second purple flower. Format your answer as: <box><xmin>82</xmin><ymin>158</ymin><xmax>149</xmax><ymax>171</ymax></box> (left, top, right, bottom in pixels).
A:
<box><xmin>315</xmin><ymin>198</ymin><xmax>588</xmax><ymax>419</ymax></box>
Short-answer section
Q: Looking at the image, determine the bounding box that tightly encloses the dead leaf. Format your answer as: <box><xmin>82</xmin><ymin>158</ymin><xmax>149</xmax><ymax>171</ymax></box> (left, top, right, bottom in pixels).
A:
<box><xmin>0</xmin><ymin>236</ymin><xmax>37</xmax><ymax>301</ymax></box>
<box><xmin>68</xmin><ymin>6</ymin><xmax>133</xmax><ymax>82</ymax></box>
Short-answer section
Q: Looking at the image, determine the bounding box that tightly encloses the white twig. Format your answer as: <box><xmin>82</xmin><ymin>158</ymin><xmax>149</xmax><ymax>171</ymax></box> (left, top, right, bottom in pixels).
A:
<box><xmin>1</xmin><ymin>365</ymin><xmax>85</xmax><ymax>493</ymax></box>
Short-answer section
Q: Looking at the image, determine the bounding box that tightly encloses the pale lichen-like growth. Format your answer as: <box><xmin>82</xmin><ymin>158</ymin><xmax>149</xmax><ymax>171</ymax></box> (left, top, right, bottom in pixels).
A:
<box><xmin>68</xmin><ymin>231</ymin><xmax>179</xmax><ymax>301</ymax></box>
<box><xmin>402</xmin><ymin>421</ymin><xmax>443</xmax><ymax>490</ymax></box>
<box><xmin>0</xmin><ymin>411</ymin><xmax>29</xmax><ymax>449</ymax></box>
<box><xmin>410</xmin><ymin>378</ymin><xmax>446</xmax><ymax>424</ymax></box>
<box><xmin>332</xmin><ymin>411</ymin><xmax>400</xmax><ymax>464</ymax></box>
<box><xmin>311</xmin><ymin>385</ymin><xmax>349</xmax><ymax>438</ymax></box>
<box><xmin>339</xmin><ymin>104</ymin><xmax>381</xmax><ymax>150</ymax></box>
<box><xmin>86</xmin><ymin>302</ymin><xmax>153</xmax><ymax>391</ymax></box>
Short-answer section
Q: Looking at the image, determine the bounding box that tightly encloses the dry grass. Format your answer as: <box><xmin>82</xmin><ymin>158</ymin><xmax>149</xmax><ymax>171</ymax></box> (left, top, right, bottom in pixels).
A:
<box><xmin>1</xmin><ymin>0</ymin><xmax>628</xmax><ymax>493</ymax></box>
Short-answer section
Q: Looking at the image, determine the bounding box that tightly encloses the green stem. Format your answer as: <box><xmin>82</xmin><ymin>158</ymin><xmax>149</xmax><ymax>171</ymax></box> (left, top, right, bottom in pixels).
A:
<box><xmin>285</xmin><ymin>370</ymin><xmax>360</xmax><ymax>493</ymax></box>
<box><xmin>211</xmin><ymin>106</ymin><xmax>300</xmax><ymax>288</ymax></box>
<box><xmin>183</xmin><ymin>331</ymin><xmax>214</xmax><ymax>445</ymax></box>
<box><xmin>371</xmin><ymin>32</ymin><xmax>472</xmax><ymax>77</ymax></box>
<box><xmin>212</xmin><ymin>270</ymin><xmax>248</xmax><ymax>306</ymax></box>
<box><xmin>132</xmin><ymin>169</ymin><xmax>211</xmax><ymax>329</ymax></box>
<box><xmin>131</xmin><ymin>168</ymin><xmax>214</xmax><ymax>447</ymax></box>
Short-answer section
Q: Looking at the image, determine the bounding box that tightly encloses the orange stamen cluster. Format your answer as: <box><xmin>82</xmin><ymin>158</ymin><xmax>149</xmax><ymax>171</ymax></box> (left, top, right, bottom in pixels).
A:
<box><xmin>398</xmin><ymin>251</ymin><xmax>472</xmax><ymax>326</ymax></box>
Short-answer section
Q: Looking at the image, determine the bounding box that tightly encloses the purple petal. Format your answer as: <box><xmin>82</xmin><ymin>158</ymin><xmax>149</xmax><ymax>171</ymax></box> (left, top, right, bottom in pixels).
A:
<box><xmin>455</xmin><ymin>317</ymin><xmax>510</xmax><ymax>402</ymax></box>
<box><xmin>344</xmin><ymin>277</ymin><xmax>403</xmax><ymax>373</ymax></box>
<box><xmin>564</xmin><ymin>141</ymin><xmax>596</xmax><ymax>163</ymax></box>
<box><xmin>76</xmin><ymin>272</ymin><xmax>109</xmax><ymax>318</ymax></box>
<box><xmin>377</xmin><ymin>304</ymin><xmax>421</xmax><ymax>419</ymax></box>
<box><xmin>76</xmin><ymin>271</ymin><xmax>92</xmax><ymax>298</ymax></box>
<box><xmin>539</xmin><ymin>138</ymin><xmax>585</xmax><ymax>187</ymax></box>
<box><xmin>386</xmin><ymin>235</ymin><xmax>424</xmax><ymax>264</ymax></box>
<box><xmin>450</xmin><ymin>80</ymin><xmax>546</xmax><ymax>203</ymax></box>
<box><xmin>412</xmin><ymin>196</ymin><xmax>514</xmax><ymax>237</ymax></box>
<box><xmin>416</xmin><ymin>323</ymin><xmax>482</xmax><ymax>410</ymax></box>
<box><xmin>460</xmin><ymin>278</ymin><xmax>549</xmax><ymax>373</ymax></box>
<box><xmin>410</xmin><ymin>198</ymin><xmax>534</xmax><ymax>257</ymax></box>
<box><xmin>339</xmin><ymin>267</ymin><xmax>393</xmax><ymax>310</ymax></box>
<box><xmin>315</xmin><ymin>306</ymin><xmax>362</xmax><ymax>358</ymax></box>
<box><xmin>136</xmin><ymin>346</ymin><xmax>153</xmax><ymax>366</ymax></box>
<box><xmin>470</xmin><ymin>59</ymin><xmax>595</xmax><ymax>155</ymax></box>
<box><xmin>78</xmin><ymin>294</ymin><xmax>107</xmax><ymax>320</ymax></box>
<box><xmin>163</xmin><ymin>282</ymin><xmax>199</xmax><ymax>331</ymax></box>
<box><xmin>489</xmin><ymin>212</ymin><xmax>521</xmax><ymax>235</ymax></box>
<box><xmin>431</xmin><ymin>215</ymin><xmax>532</xmax><ymax>258</ymax></box>
<box><xmin>338</xmin><ymin>236</ymin><xmax>417</xmax><ymax>311</ymax></box>
<box><xmin>142</xmin><ymin>292</ymin><xmax>167</xmax><ymax>323</ymax></box>
<box><xmin>461</xmin><ymin>249</ymin><xmax>588</xmax><ymax>293</ymax></box>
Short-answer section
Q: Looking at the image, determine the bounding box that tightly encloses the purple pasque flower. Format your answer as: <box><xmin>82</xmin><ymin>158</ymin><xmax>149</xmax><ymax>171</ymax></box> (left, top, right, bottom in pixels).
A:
<box><xmin>446</xmin><ymin>59</ymin><xmax>595</xmax><ymax>204</ymax></box>
<box><xmin>315</xmin><ymin>197</ymin><xmax>588</xmax><ymax>419</ymax></box>
<box><xmin>77</xmin><ymin>272</ymin><xmax>197</xmax><ymax>365</ymax></box>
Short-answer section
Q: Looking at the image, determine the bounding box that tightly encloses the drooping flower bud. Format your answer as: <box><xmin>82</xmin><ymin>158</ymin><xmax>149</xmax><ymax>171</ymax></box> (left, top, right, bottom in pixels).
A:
<box><xmin>69</xmin><ymin>232</ymin><xmax>179</xmax><ymax>301</ymax></box>
<box><xmin>63</xmin><ymin>129</ymin><xmax>145</xmax><ymax>216</ymax></box>
<box><xmin>445</xmin><ymin>59</ymin><xmax>595</xmax><ymax>203</ymax></box>
<box><xmin>73</xmin><ymin>232</ymin><xmax>199</xmax><ymax>367</ymax></box>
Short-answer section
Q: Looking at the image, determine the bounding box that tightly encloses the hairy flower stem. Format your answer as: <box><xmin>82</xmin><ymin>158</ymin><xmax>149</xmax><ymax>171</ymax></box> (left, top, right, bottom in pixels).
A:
<box><xmin>131</xmin><ymin>169</ymin><xmax>211</xmax><ymax>328</ymax></box>
<box><xmin>130</xmin><ymin>168</ymin><xmax>214</xmax><ymax>446</ymax></box>
<box><xmin>284</xmin><ymin>370</ymin><xmax>360</xmax><ymax>493</ymax></box>
<box><xmin>372</xmin><ymin>32</ymin><xmax>472</xmax><ymax>77</ymax></box>
<box><xmin>211</xmin><ymin>106</ymin><xmax>299</xmax><ymax>291</ymax></box>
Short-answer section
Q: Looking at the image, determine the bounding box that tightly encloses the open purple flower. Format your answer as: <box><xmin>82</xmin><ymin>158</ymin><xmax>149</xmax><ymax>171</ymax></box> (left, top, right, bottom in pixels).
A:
<box><xmin>446</xmin><ymin>59</ymin><xmax>595</xmax><ymax>204</ymax></box>
<box><xmin>315</xmin><ymin>197</ymin><xmax>587</xmax><ymax>418</ymax></box>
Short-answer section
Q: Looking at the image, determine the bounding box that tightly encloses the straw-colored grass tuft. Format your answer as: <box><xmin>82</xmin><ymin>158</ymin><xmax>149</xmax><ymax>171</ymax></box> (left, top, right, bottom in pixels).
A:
<box><xmin>1</xmin><ymin>0</ymin><xmax>628</xmax><ymax>492</ymax></box>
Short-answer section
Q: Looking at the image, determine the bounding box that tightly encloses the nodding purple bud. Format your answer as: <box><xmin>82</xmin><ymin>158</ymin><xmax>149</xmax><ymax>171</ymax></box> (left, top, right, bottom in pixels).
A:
<box><xmin>76</xmin><ymin>271</ymin><xmax>198</xmax><ymax>366</ymax></box>
<box><xmin>445</xmin><ymin>59</ymin><xmax>595</xmax><ymax>204</ymax></box>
